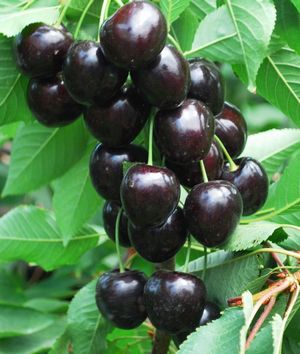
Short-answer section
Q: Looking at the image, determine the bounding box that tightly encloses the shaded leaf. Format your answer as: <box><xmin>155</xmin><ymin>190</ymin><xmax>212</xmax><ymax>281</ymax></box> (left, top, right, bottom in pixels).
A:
<box><xmin>173</xmin><ymin>8</ymin><xmax>199</xmax><ymax>52</ymax></box>
<box><xmin>190</xmin><ymin>0</ymin><xmax>216</xmax><ymax>20</ymax></box>
<box><xmin>160</xmin><ymin>0</ymin><xmax>190</xmax><ymax>27</ymax></box>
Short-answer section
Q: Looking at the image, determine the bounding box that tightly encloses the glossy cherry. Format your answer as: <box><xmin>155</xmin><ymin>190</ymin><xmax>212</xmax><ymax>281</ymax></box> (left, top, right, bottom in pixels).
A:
<box><xmin>144</xmin><ymin>270</ymin><xmax>206</xmax><ymax>334</ymax></box>
<box><xmin>96</xmin><ymin>269</ymin><xmax>147</xmax><ymax>329</ymax></box>
<box><xmin>188</xmin><ymin>59</ymin><xmax>225</xmax><ymax>115</ymax></box>
<box><xmin>173</xmin><ymin>301</ymin><xmax>221</xmax><ymax>347</ymax></box>
<box><xmin>84</xmin><ymin>85</ymin><xmax>150</xmax><ymax>147</ymax></box>
<box><xmin>27</xmin><ymin>73</ymin><xmax>83</xmax><ymax>127</ymax></box>
<box><xmin>166</xmin><ymin>141</ymin><xmax>223</xmax><ymax>188</ymax></box>
<box><xmin>120</xmin><ymin>164</ymin><xmax>180</xmax><ymax>227</ymax></box>
<box><xmin>131</xmin><ymin>45</ymin><xmax>190</xmax><ymax>109</ymax></box>
<box><xmin>90</xmin><ymin>144</ymin><xmax>147</xmax><ymax>201</ymax></box>
<box><xmin>63</xmin><ymin>41</ymin><xmax>127</xmax><ymax>105</ymax></box>
<box><xmin>221</xmin><ymin>157</ymin><xmax>269</xmax><ymax>215</ymax></box>
<box><xmin>129</xmin><ymin>207</ymin><xmax>188</xmax><ymax>263</ymax></box>
<box><xmin>184</xmin><ymin>181</ymin><xmax>243</xmax><ymax>247</ymax></box>
<box><xmin>215</xmin><ymin>102</ymin><xmax>248</xmax><ymax>158</ymax></box>
<box><xmin>100</xmin><ymin>1</ymin><xmax>167</xmax><ymax>69</ymax></box>
<box><xmin>14</xmin><ymin>23</ymin><xmax>73</xmax><ymax>78</ymax></box>
<box><xmin>103</xmin><ymin>201</ymin><xmax>131</xmax><ymax>247</ymax></box>
<box><xmin>155</xmin><ymin>99</ymin><xmax>215</xmax><ymax>164</ymax></box>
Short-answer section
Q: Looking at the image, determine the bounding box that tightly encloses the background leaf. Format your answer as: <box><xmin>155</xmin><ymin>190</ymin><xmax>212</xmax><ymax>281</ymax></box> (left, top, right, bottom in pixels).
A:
<box><xmin>160</xmin><ymin>0</ymin><xmax>190</xmax><ymax>28</ymax></box>
<box><xmin>189</xmin><ymin>0</ymin><xmax>216</xmax><ymax>20</ymax></box>
<box><xmin>3</xmin><ymin>120</ymin><xmax>88</xmax><ymax>196</ymax></box>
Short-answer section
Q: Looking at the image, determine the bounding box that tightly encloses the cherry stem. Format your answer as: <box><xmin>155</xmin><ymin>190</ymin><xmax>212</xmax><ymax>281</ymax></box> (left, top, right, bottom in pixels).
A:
<box><xmin>74</xmin><ymin>0</ymin><xmax>94</xmax><ymax>39</ymax></box>
<box><xmin>22</xmin><ymin>0</ymin><xmax>36</xmax><ymax>10</ymax></box>
<box><xmin>113</xmin><ymin>0</ymin><xmax>124</xmax><ymax>6</ymax></box>
<box><xmin>202</xmin><ymin>247</ymin><xmax>208</xmax><ymax>281</ymax></box>
<box><xmin>199</xmin><ymin>160</ymin><xmax>209</xmax><ymax>183</ymax></box>
<box><xmin>167</xmin><ymin>34</ymin><xmax>182</xmax><ymax>52</ymax></box>
<box><xmin>98</xmin><ymin>0</ymin><xmax>111</xmax><ymax>40</ymax></box>
<box><xmin>264</xmin><ymin>241</ymin><xmax>289</xmax><ymax>275</ymax></box>
<box><xmin>148</xmin><ymin>113</ymin><xmax>155</xmax><ymax>166</ymax></box>
<box><xmin>214</xmin><ymin>135</ymin><xmax>238</xmax><ymax>172</ymax></box>
<box><xmin>57</xmin><ymin>0</ymin><xmax>72</xmax><ymax>25</ymax></box>
<box><xmin>183</xmin><ymin>235</ymin><xmax>191</xmax><ymax>273</ymax></box>
<box><xmin>115</xmin><ymin>208</ymin><xmax>124</xmax><ymax>273</ymax></box>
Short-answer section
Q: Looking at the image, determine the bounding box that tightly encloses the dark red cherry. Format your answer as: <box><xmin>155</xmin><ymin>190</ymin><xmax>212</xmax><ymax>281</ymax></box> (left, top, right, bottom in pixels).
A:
<box><xmin>120</xmin><ymin>164</ymin><xmax>180</xmax><ymax>227</ymax></box>
<box><xmin>144</xmin><ymin>270</ymin><xmax>206</xmax><ymax>334</ymax></box>
<box><xmin>84</xmin><ymin>85</ymin><xmax>150</xmax><ymax>147</ymax></box>
<box><xmin>96</xmin><ymin>269</ymin><xmax>147</xmax><ymax>329</ymax></box>
<box><xmin>131</xmin><ymin>45</ymin><xmax>190</xmax><ymax>109</ymax></box>
<box><xmin>90</xmin><ymin>144</ymin><xmax>147</xmax><ymax>201</ymax></box>
<box><xmin>27</xmin><ymin>73</ymin><xmax>83</xmax><ymax>127</ymax></box>
<box><xmin>103</xmin><ymin>201</ymin><xmax>131</xmax><ymax>247</ymax></box>
<box><xmin>221</xmin><ymin>157</ymin><xmax>269</xmax><ymax>216</ymax></box>
<box><xmin>173</xmin><ymin>301</ymin><xmax>221</xmax><ymax>347</ymax></box>
<box><xmin>128</xmin><ymin>207</ymin><xmax>188</xmax><ymax>263</ymax></box>
<box><xmin>166</xmin><ymin>141</ymin><xmax>223</xmax><ymax>188</ymax></box>
<box><xmin>188</xmin><ymin>58</ymin><xmax>225</xmax><ymax>115</ymax></box>
<box><xmin>14</xmin><ymin>23</ymin><xmax>73</xmax><ymax>78</ymax></box>
<box><xmin>100</xmin><ymin>1</ymin><xmax>167</xmax><ymax>69</ymax></box>
<box><xmin>184</xmin><ymin>181</ymin><xmax>243</xmax><ymax>247</ymax></box>
<box><xmin>155</xmin><ymin>99</ymin><xmax>215</xmax><ymax>164</ymax></box>
<box><xmin>215</xmin><ymin>102</ymin><xmax>247</xmax><ymax>158</ymax></box>
<box><xmin>63</xmin><ymin>41</ymin><xmax>127</xmax><ymax>105</ymax></box>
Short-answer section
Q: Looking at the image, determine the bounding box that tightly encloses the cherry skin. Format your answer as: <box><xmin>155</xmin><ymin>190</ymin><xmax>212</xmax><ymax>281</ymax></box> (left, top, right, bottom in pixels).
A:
<box><xmin>63</xmin><ymin>41</ymin><xmax>127</xmax><ymax>105</ymax></box>
<box><xmin>221</xmin><ymin>157</ymin><xmax>269</xmax><ymax>216</ymax></box>
<box><xmin>84</xmin><ymin>85</ymin><xmax>150</xmax><ymax>147</ymax></box>
<box><xmin>100</xmin><ymin>1</ymin><xmax>167</xmax><ymax>69</ymax></box>
<box><xmin>103</xmin><ymin>201</ymin><xmax>131</xmax><ymax>247</ymax></box>
<box><xmin>188</xmin><ymin>58</ymin><xmax>225</xmax><ymax>115</ymax></box>
<box><xmin>90</xmin><ymin>144</ymin><xmax>147</xmax><ymax>201</ymax></box>
<box><xmin>155</xmin><ymin>99</ymin><xmax>215</xmax><ymax>164</ymax></box>
<box><xmin>120</xmin><ymin>164</ymin><xmax>180</xmax><ymax>227</ymax></box>
<box><xmin>96</xmin><ymin>269</ymin><xmax>147</xmax><ymax>329</ymax></box>
<box><xmin>14</xmin><ymin>23</ymin><xmax>73</xmax><ymax>78</ymax></box>
<box><xmin>166</xmin><ymin>141</ymin><xmax>224</xmax><ymax>188</ymax></box>
<box><xmin>128</xmin><ymin>207</ymin><xmax>188</xmax><ymax>263</ymax></box>
<box><xmin>173</xmin><ymin>301</ymin><xmax>221</xmax><ymax>347</ymax></box>
<box><xmin>144</xmin><ymin>270</ymin><xmax>206</xmax><ymax>334</ymax></box>
<box><xmin>184</xmin><ymin>181</ymin><xmax>243</xmax><ymax>247</ymax></box>
<box><xmin>215</xmin><ymin>102</ymin><xmax>248</xmax><ymax>158</ymax></box>
<box><xmin>131</xmin><ymin>45</ymin><xmax>190</xmax><ymax>109</ymax></box>
<box><xmin>27</xmin><ymin>73</ymin><xmax>83</xmax><ymax>127</ymax></box>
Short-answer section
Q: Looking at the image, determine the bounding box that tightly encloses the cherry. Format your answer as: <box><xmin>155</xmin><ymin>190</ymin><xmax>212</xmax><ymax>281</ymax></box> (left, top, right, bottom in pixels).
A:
<box><xmin>128</xmin><ymin>207</ymin><xmax>188</xmax><ymax>263</ymax></box>
<box><xmin>120</xmin><ymin>164</ymin><xmax>180</xmax><ymax>227</ymax></box>
<box><xmin>63</xmin><ymin>41</ymin><xmax>127</xmax><ymax>105</ymax></box>
<box><xmin>84</xmin><ymin>85</ymin><xmax>150</xmax><ymax>147</ymax></box>
<box><xmin>154</xmin><ymin>99</ymin><xmax>215</xmax><ymax>164</ymax></box>
<box><xmin>173</xmin><ymin>301</ymin><xmax>221</xmax><ymax>347</ymax></box>
<box><xmin>221</xmin><ymin>157</ymin><xmax>269</xmax><ymax>216</ymax></box>
<box><xmin>14</xmin><ymin>23</ymin><xmax>73</xmax><ymax>78</ymax></box>
<box><xmin>96</xmin><ymin>269</ymin><xmax>147</xmax><ymax>329</ymax></box>
<box><xmin>131</xmin><ymin>45</ymin><xmax>190</xmax><ymax>109</ymax></box>
<box><xmin>144</xmin><ymin>270</ymin><xmax>206</xmax><ymax>334</ymax></box>
<box><xmin>188</xmin><ymin>59</ymin><xmax>225</xmax><ymax>115</ymax></box>
<box><xmin>103</xmin><ymin>201</ymin><xmax>131</xmax><ymax>247</ymax></box>
<box><xmin>90</xmin><ymin>144</ymin><xmax>147</xmax><ymax>201</ymax></box>
<box><xmin>184</xmin><ymin>181</ymin><xmax>243</xmax><ymax>247</ymax></box>
<box><xmin>100</xmin><ymin>1</ymin><xmax>167</xmax><ymax>69</ymax></box>
<box><xmin>215</xmin><ymin>102</ymin><xmax>247</xmax><ymax>158</ymax></box>
<box><xmin>27</xmin><ymin>73</ymin><xmax>83</xmax><ymax>127</ymax></box>
<box><xmin>166</xmin><ymin>141</ymin><xmax>224</xmax><ymax>188</ymax></box>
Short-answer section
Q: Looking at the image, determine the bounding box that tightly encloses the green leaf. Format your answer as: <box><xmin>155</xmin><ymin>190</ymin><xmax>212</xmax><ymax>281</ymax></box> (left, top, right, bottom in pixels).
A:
<box><xmin>222</xmin><ymin>221</ymin><xmax>282</xmax><ymax>251</ymax></box>
<box><xmin>0</xmin><ymin>267</ymin><xmax>26</xmax><ymax>305</ymax></box>
<box><xmin>172</xmin><ymin>8</ymin><xmax>199</xmax><ymax>52</ymax></box>
<box><xmin>0</xmin><ymin>317</ymin><xmax>66</xmax><ymax>354</ymax></box>
<box><xmin>275</xmin><ymin>0</ymin><xmax>300</xmax><ymax>55</ymax></box>
<box><xmin>242</xmin><ymin>129</ymin><xmax>300</xmax><ymax>177</ymax></box>
<box><xmin>0</xmin><ymin>0</ymin><xmax>60</xmax><ymax>37</ymax></box>
<box><xmin>24</xmin><ymin>298</ymin><xmax>68</xmax><ymax>313</ymax></box>
<box><xmin>160</xmin><ymin>0</ymin><xmax>190</xmax><ymax>27</ymax></box>
<box><xmin>186</xmin><ymin>251</ymin><xmax>266</xmax><ymax>307</ymax></box>
<box><xmin>0</xmin><ymin>206</ymin><xmax>101</xmax><ymax>271</ymax></box>
<box><xmin>68</xmin><ymin>280</ymin><xmax>111</xmax><ymax>354</ymax></box>
<box><xmin>0</xmin><ymin>305</ymin><xmax>54</xmax><ymax>337</ymax></box>
<box><xmin>291</xmin><ymin>0</ymin><xmax>300</xmax><ymax>13</ymax></box>
<box><xmin>49</xmin><ymin>331</ymin><xmax>70</xmax><ymax>354</ymax></box>
<box><xmin>272</xmin><ymin>314</ymin><xmax>285</xmax><ymax>354</ymax></box>
<box><xmin>3</xmin><ymin>120</ymin><xmax>88</xmax><ymax>196</ymax></box>
<box><xmin>178</xmin><ymin>308</ymin><xmax>245</xmax><ymax>353</ymax></box>
<box><xmin>53</xmin><ymin>142</ymin><xmax>102</xmax><ymax>243</ymax></box>
<box><xmin>256</xmin><ymin>48</ymin><xmax>300</xmax><ymax>126</ymax></box>
<box><xmin>190</xmin><ymin>0</ymin><xmax>216</xmax><ymax>20</ymax></box>
<box><xmin>0</xmin><ymin>122</ymin><xmax>19</xmax><ymax>145</ymax></box>
<box><xmin>0</xmin><ymin>36</ymin><xmax>33</xmax><ymax>125</ymax></box>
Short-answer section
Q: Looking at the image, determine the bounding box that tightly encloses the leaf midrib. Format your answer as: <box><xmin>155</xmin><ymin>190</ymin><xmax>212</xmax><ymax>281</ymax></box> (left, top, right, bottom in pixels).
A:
<box><xmin>0</xmin><ymin>233</ymin><xmax>101</xmax><ymax>243</ymax></box>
